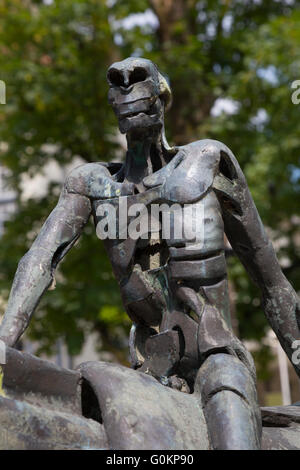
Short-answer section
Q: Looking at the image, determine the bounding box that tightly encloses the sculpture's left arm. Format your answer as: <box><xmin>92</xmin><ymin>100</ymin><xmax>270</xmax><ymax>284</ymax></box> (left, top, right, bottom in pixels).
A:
<box><xmin>212</xmin><ymin>143</ymin><xmax>300</xmax><ymax>377</ymax></box>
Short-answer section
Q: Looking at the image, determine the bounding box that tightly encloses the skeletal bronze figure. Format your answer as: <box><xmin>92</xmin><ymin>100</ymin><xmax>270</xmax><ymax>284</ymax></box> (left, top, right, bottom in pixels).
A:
<box><xmin>0</xmin><ymin>58</ymin><xmax>299</xmax><ymax>450</ymax></box>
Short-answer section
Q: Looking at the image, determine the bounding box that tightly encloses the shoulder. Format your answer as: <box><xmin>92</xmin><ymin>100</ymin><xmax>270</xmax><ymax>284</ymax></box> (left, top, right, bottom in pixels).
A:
<box><xmin>180</xmin><ymin>139</ymin><xmax>232</xmax><ymax>162</ymax></box>
<box><xmin>176</xmin><ymin>139</ymin><xmax>229</xmax><ymax>185</ymax></box>
<box><xmin>181</xmin><ymin>139</ymin><xmax>241</xmax><ymax>181</ymax></box>
<box><xmin>159</xmin><ymin>139</ymin><xmax>242</xmax><ymax>204</ymax></box>
<box><xmin>65</xmin><ymin>162</ymin><xmax>123</xmax><ymax>196</ymax></box>
<box><xmin>150</xmin><ymin>140</ymin><xmax>231</xmax><ymax>204</ymax></box>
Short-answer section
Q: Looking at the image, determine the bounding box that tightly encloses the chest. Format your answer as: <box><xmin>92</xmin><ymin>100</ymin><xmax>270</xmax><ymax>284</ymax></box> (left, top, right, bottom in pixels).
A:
<box><xmin>90</xmin><ymin>146</ymin><xmax>223</xmax><ymax>276</ymax></box>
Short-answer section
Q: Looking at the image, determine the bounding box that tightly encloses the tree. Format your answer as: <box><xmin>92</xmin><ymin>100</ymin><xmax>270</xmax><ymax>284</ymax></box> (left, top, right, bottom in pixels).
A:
<box><xmin>0</xmin><ymin>0</ymin><xmax>299</xmax><ymax>370</ymax></box>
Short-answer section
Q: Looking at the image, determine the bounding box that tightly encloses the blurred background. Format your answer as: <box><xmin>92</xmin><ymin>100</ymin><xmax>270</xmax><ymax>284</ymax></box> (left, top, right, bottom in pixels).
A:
<box><xmin>0</xmin><ymin>0</ymin><xmax>299</xmax><ymax>406</ymax></box>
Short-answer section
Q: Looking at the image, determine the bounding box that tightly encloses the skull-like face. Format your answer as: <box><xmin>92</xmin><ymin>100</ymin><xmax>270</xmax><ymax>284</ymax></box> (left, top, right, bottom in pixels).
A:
<box><xmin>107</xmin><ymin>58</ymin><xmax>170</xmax><ymax>134</ymax></box>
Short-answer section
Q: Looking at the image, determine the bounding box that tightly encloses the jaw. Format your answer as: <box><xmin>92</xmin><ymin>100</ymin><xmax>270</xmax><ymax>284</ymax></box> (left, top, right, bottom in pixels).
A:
<box><xmin>116</xmin><ymin>97</ymin><xmax>164</xmax><ymax>135</ymax></box>
<box><xmin>119</xmin><ymin>112</ymin><xmax>163</xmax><ymax>135</ymax></box>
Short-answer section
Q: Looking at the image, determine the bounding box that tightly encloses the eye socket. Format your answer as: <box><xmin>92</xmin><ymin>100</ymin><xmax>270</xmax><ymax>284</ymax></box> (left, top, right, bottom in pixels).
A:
<box><xmin>107</xmin><ymin>69</ymin><xmax>125</xmax><ymax>87</ymax></box>
<box><xmin>129</xmin><ymin>67</ymin><xmax>148</xmax><ymax>85</ymax></box>
<box><xmin>107</xmin><ymin>67</ymin><xmax>148</xmax><ymax>88</ymax></box>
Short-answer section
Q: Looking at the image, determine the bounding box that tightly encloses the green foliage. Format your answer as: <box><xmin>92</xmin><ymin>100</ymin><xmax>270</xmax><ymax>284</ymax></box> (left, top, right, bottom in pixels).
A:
<box><xmin>252</xmin><ymin>345</ymin><xmax>275</xmax><ymax>383</ymax></box>
<box><xmin>0</xmin><ymin>0</ymin><xmax>299</xmax><ymax>363</ymax></box>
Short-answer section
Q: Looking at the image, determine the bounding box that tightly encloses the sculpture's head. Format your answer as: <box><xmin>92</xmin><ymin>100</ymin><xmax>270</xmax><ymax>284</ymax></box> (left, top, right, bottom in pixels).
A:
<box><xmin>107</xmin><ymin>57</ymin><xmax>171</xmax><ymax>135</ymax></box>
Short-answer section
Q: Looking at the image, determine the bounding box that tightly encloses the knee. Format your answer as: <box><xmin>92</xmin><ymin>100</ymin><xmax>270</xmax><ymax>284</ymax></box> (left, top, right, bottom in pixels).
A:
<box><xmin>194</xmin><ymin>353</ymin><xmax>258</xmax><ymax>407</ymax></box>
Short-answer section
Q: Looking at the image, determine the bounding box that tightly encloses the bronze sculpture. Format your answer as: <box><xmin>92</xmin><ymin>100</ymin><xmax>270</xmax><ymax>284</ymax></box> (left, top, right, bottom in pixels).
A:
<box><xmin>0</xmin><ymin>57</ymin><xmax>299</xmax><ymax>450</ymax></box>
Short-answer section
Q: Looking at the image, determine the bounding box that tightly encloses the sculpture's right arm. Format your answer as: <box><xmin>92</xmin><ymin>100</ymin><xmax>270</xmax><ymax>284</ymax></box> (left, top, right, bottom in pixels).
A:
<box><xmin>0</xmin><ymin>182</ymin><xmax>92</xmax><ymax>347</ymax></box>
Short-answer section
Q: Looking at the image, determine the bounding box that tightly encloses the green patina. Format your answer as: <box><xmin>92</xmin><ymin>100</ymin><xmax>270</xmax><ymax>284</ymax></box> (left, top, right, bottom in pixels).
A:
<box><xmin>128</xmin><ymin>141</ymin><xmax>147</xmax><ymax>167</ymax></box>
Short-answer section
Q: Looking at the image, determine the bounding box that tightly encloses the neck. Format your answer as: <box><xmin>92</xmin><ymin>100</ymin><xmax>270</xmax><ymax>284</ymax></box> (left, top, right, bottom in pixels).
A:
<box><xmin>124</xmin><ymin>128</ymin><xmax>165</xmax><ymax>186</ymax></box>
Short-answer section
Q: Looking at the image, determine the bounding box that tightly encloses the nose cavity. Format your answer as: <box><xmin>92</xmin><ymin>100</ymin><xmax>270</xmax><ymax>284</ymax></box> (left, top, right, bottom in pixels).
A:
<box><xmin>108</xmin><ymin>66</ymin><xmax>148</xmax><ymax>89</ymax></box>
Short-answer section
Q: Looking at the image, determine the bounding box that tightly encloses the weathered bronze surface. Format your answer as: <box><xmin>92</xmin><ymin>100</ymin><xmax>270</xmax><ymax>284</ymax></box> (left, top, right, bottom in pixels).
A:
<box><xmin>0</xmin><ymin>57</ymin><xmax>299</xmax><ymax>449</ymax></box>
<box><xmin>0</xmin><ymin>347</ymin><xmax>107</xmax><ymax>450</ymax></box>
<box><xmin>0</xmin><ymin>347</ymin><xmax>299</xmax><ymax>450</ymax></box>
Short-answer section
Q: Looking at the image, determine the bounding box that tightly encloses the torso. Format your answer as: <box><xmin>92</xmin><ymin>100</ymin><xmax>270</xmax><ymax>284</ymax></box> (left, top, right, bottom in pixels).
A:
<box><xmin>67</xmin><ymin>139</ymin><xmax>232</xmax><ymax>381</ymax></box>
